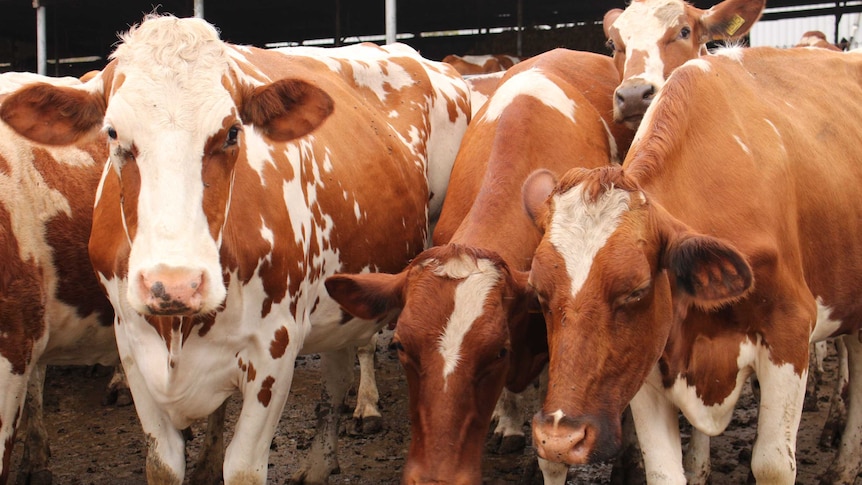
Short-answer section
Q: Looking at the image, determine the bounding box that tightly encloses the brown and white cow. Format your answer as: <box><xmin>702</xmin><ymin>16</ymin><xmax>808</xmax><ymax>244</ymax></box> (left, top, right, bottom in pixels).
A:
<box><xmin>0</xmin><ymin>73</ymin><xmax>117</xmax><ymax>484</ymax></box>
<box><xmin>522</xmin><ymin>46</ymin><xmax>862</xmax><ymax>484</ymax></box>
<box><xmin>794</xmin><ymin>30</ymin><xmax>843</xmax><ymax>51</ymax></box>
<box><xmin>0</xmin><ymin>15</ymin><xmax>470</xmax><ymax>485</ymax></box>
<box><xmin>442</xmin><ymin>54</ymin><xmax>521</xmax><ymax>75</ymax></box>
<box><xmin>326</xmin><ymin>48</ymin><xmax>633</xmax><ymax>485</ymax></box>
<box><xmin>603</xmin><ymin>0</ymin><xmax>764</xmax><ymax>129</ymax></box>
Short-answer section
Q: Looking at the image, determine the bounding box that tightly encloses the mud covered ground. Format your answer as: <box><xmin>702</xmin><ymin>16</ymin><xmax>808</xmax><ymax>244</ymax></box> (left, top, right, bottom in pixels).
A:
<box><xmin>8</xmin><ymin>334</ymin><xmax>858</xmax><ymax>485</ymax></box>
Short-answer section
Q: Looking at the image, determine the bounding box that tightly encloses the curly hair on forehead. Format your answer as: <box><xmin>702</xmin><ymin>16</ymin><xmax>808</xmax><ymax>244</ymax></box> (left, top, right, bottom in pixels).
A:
<box><xmin>554</xmin><ymin>165</ymin><xmax>641</xmax><ymax>203</ymax></box>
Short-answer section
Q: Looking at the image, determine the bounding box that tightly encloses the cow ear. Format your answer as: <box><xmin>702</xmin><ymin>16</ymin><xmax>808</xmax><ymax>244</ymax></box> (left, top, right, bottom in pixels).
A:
<box><xmin>325</xmin><ymin>272</ymin><xmax>405</xmax><ymax>321</ymax></box>
<box><xmin>522</xmin><ymin>169</ymin><xmax>557</xmax><ymax>233</ymax></box>
<box><xmin>0</xmin><ymin>83</ymin><xmax>105</xmax><ymax>145</ymax></box>
<box><xmin>242</xmin><ymin>78</ymin><xmax>334</xmax><ymax>142</ymax></box>
<box><xmin>663</xmin><ymin>232</ymin><xmax>753</xmax><ymax>311</ymax></box>
<box><xmin>603</xmin><ymin>9</ymin><xmax>623</xmax><ymax>37</ymax></box>
<box><xmin>700</xmin><ymin>0</ymin><xmax>765</xmax><ymax>41</ymax></box>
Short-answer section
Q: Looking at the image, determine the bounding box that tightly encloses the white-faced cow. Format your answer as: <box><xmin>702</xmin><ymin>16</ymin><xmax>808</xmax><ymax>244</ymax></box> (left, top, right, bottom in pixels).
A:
<box><xmin>0</xmin><ymin>73</ymin><xmax>118</xmax><ymax>484</ymax></box>
<box><xmin>326</xmin><ymin>48</ymin><xmax>633</xmax><ymax>485</ymax></box>
<box><xmin>0</xmin><ymin>15</ymin><xmax>470</xmax><ymax>485</ymax></box>
<box><xmin>603</xmin><ymin>0</ymin><xmax>765</xmax><ymax>129</ymax></box>
<box><xmin>522</xmin><ymin>47</ymin><xmax>862</xmax><ymax>484</ymax></box>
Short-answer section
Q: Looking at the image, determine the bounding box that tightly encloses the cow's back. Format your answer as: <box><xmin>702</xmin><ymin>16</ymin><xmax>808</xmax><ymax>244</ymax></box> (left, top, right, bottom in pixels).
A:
<box><xmin>629</xmin><ymin>46</ymin><xmax>862</xmax><ymax>338</ymax></box>
<box><xmin>434</xmin><ymin>49</ymin><xmax>632</xmax><ymax>252</ymax></box>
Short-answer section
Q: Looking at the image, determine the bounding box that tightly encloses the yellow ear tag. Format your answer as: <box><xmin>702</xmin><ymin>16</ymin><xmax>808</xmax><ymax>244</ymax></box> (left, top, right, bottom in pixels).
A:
<box><xmin>725</xmin><ymin>14</ymin><xmax>745</xmax><ymax>36</ymax></box>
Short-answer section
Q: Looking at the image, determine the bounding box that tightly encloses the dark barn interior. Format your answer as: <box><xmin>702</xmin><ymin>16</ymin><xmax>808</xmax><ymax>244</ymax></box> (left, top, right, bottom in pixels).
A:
<box><xmin>0</xmin><ymin>0</ymin><xmax>859</xmax><ymax>77</ymax></box>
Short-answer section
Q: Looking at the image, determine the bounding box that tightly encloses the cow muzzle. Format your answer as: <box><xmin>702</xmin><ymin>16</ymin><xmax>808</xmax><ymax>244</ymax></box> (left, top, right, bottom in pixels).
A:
<box><xmin>531</xmin><ymin>410</ymin><xmax>619</xmax><ymax>465</ymax></box>
<box><xmin>613</xmin><ymin>79</ymin><xmax>656</xmax><ymax>128</ymax></box>
<box><xmin>137</xmin><ymin>266</ymin><xmax>207</xmax><ymax>315</ymax></box>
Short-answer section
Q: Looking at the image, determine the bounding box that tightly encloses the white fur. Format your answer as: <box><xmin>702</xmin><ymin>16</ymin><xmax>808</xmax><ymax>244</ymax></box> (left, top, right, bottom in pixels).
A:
<box><xmin>434</xmin><ymin>256</ymin><xmax>500</xmax><ymax>381</ymax></box>
<box><xmin>483</xmin><ymin>68</ymin><xmax>577</xmax><ymax>123</ymax></box>
<box><xmin>613</xmin><ymin>0</ymin><xmax>687</xmax><ymax>90</ymax></box>
<box><xmin>548</xmin><ymin>185</ymin><xmax>631</xmax><ymax>297</ymax></box>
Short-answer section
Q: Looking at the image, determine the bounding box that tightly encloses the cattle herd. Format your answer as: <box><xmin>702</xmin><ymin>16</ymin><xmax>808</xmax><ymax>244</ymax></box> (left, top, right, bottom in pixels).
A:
<box><xmin>1</xmin><ymin>0</ymin><xmax>861</xmax><ymax>484</ymax></box>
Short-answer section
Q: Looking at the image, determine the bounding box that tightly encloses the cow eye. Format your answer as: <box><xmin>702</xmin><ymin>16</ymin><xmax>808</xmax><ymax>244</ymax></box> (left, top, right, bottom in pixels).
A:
<box><xmin>106</xmin><ymin>126</ymin><xmax>118</xmax><ymax>140</ymax></box>
<box><xmin>679</xmin><ymin>26</ymin><xmax>691</xmax><ymax>40</ymax></box>
<box><xmin>606</xmin><ymin>39</ymin><xmax>616</xmax><ymax>52</ymax></box>
<box><xmin>614</xmin><ymin>281</ymin><xmax>652</xmax><ymax>308</ymax></box>
<box><xmin>497</xmin><ymin>347</ymin><xmax>509</xmax><ymax>359</ymax></box>
<box><xmin>225</xmin><ymin>125</ymin><xmax>241</xmax><ymax>148</ymax></box>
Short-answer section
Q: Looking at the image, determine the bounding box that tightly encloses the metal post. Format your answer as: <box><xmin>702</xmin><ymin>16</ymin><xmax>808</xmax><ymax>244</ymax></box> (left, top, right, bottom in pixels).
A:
<box><xmin>385</xmin><ymin>0</ymin><xmax>396</xmax><ymax>45</ymax></box>
<box><xmin>516</xmin><ymin>0</ymin><xmax>523</xmax><ymax>57</ymax></box>
<box><xmin>33</xmin><ymin>0</ymin><xmax>46</xmax><ymax>75</ymax></box>
<box><xmin>335</xmin><ymin>0</ymin><xmax>342</xmax><ymax>46</ymax></box>
<box><xmin>194</xmin><ymin>0</ymin><xmax>204</xmax><ymax>19</ymax></box>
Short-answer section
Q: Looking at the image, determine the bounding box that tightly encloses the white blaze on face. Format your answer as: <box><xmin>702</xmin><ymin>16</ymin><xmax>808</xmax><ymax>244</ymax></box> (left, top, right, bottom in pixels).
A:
<box><xmin>548</xmin><ymin>185</ymin><xmax>631</xmax><ymax>297</ymax></box>
<box><xmin>614</xmin><ymin>0</ymin><xmax>686</xmax><ymax>89</ymax></box>
<box><xmin>434</xmin><ymin>256</ymin><xmax>501</xmax><ymax>383</ymax></box>
<box><xmin>107</xmin><ymin>17</ymin><xmax>238</xmax><ymax>313</ymax></box>
<box><xmin>483</xmin><ymin>68</ymin><xmax>577</xmax><ymax>123</ymax></box>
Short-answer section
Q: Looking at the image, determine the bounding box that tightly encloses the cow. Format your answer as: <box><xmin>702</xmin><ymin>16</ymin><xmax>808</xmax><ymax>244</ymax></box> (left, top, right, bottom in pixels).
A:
<box><xmin>442</xmin><ymin>54</ymin><xmax>521</xmax><ymax>75</ymax></box>
<box><xmin>462</xmin><ymin>71</ymin><xmax>506</xmax><ymax>117</ymax></box>
<box><xmin>795</xmin><ymin>30</ymin><xmax>843</xmax><ymax>51</ymax></box>
<box><xmin>603</xmin><ymin>0</ymin><xmax>765</xmax><ymax>129</ymax></box>
<box><xmin>521</xmin><ymin>46</ymin><xmax>862</xmax><ymax>484</ymax></box>
<box><xmin>325</xmin><ymin>48</ymin><xmax>633</xmax><ymax>484</ymax></box>
<box><xmin>0</xmin><ymin>14</ymin><xmax>470</xmax><ymax>485</ymax></box>
<box><xmin>0</xmin><ymin>72</ymin><xmax>117</xmax><ymax>485</ymax></box>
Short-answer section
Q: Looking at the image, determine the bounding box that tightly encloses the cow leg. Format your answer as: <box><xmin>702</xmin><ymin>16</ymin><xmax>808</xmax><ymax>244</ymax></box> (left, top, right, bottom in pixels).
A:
<box><xmin>121</xmin><ymin>360</ymin><xmax>187</xmax><ymax>484</ymax></box>
<box><xmin>16</xmin><ymin>364</ymin><xmax>51</xmax><ymax>485</ymax></box>
<box><xmin>804</xmin><ymin>341</ymin><xmax>827</xmax><ymax>412</ymax></box>
<box><xmin>750</xmin><ymin>351</ymin><xmax>805</xmax><ymax>484</ymax></box>
<box><xmin>682</xmin><ymin>427</ymin><xmax>710</xmax><ymax>485</ymax></box>
<box><xmin>537</xmin><ymin>457</ymin><xmax>568</xmax><ymax>485</ymax></box>
<box><xmin>820</xmin><ymin>338</ymin><xmax>849</xmax><ymax>449</ymax></box>
<box><xmin>629</xmin><ymin>370</ymin><xmax>686</xmax><ymax>485</ymax></box>
<box><xmin>350</xmin><ymin>334</ymin><xmax>382</xmax><ymax>434</ymax></box>
<box><xmin>820</xmin><ymin>334</ymin><xmax>862</xmax><ymax>484</ymax></box>
<box><xmin>0</xmin><ymin>363</ymin><xmax>27</xmax><ymax>485</ymax></box>
<box><xmin>488</xmin><ymin>387</ymin><xmax>528</xmax><ymax>454</ymax></box>
<box><xmin>187</xmin><ymin>400</ymin><xmax>227</xmax><ymax>485</ymax></box>
<box><xmin>610</xmin><ymin>407</ymin><xmax>647</xmax><ymax>485</ymax></box>
<box><xmin>102</xmin><ymin>364</ymin><xmax>133</xmax><ymax>407</ymax></box>
<box><xmin>290</xmin><ymin>347</ymin><xmax>353</xmax><ymax>484</ymax></box>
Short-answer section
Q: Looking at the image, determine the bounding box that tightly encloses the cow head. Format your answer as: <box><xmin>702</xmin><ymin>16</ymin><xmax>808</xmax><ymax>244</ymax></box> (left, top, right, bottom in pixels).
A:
<box><xmin>325</xmin><ymin>244</ymin><xmax>546</xmax><ymax>484</ymax></box>
<box><xmin>0</xmin><ymin>15</ymin><xmax>333</xmax><ymax>317</ymax></box>
<box><xmin>520</xmin><ymin>167</ymin><xmax>752</xmax><ymax>465</ymax></box>
<box><xmin>603</xmin><ymin>0</ymin><xmax>764</xmax><ymax>129</ymax></box>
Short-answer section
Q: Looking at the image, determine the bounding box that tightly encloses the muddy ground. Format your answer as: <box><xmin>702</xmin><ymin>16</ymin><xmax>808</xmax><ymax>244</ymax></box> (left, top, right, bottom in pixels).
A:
<box><xmin>8</xmin><ymin>333</ymin><xmax>858</xmax><ymax>485</ymax></box>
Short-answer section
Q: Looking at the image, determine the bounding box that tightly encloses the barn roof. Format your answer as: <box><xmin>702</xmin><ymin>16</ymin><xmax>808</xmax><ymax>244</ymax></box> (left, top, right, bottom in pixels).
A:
<box><xmin>0</xmin><ymin>0</ymin><xmax>858</xmax><ymax>77</ymax></box>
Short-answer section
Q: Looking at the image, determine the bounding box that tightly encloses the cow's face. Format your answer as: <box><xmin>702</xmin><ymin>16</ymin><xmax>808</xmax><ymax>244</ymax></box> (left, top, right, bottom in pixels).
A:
<box><xmin>0</xmin><ymin>16</ymin><xmax>333</xmax><ymax>317</ymax></box>
<box><xmin>326</xmin><ymin>245</ymin><xmax>540</xmax><ymax>483</ymax></box>
<box><xmin>521</xmin><ymin>167</ymin><xmax>752</xmax><ymax>465</ymax></box>
<box><xmin>603</xmin><ymin>0</ymin><xmax>764</xmax><ymax>129</ymax></box>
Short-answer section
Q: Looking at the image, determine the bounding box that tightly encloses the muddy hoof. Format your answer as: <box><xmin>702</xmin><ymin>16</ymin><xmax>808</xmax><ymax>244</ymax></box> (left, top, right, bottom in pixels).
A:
<box><xmin>17</xmin><ymin>469</ymin><xmax>52</xmax><ymax>485</ymax></box>
<box><xmin>115</xmin><ymin>388</ymin><xmax>134</xmax><ymax>407</ymax></box>
<box><xmin>803</xmin><ymin>392</ymin><xmax>819</xmax><ymax>412</ymax></box>
<box><xmin>498</xmin><ymin>433</ymin><xmax>526</xmax><ymax>454</ymax></box>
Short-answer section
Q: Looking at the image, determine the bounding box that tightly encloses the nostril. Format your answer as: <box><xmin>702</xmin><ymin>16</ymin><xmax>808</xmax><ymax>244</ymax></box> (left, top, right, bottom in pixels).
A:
<box><xmin>615</xmin><ymin>91</ymin><xmax>626</xmax><ymax>104</ymax></box>
<box><xmin>643</xmin><ymin>85</ymin><xmax>655</xmax><ymax>100</ymax></box>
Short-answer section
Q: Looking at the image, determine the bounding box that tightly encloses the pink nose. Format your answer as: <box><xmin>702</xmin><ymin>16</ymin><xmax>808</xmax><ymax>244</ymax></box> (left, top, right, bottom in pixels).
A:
<box><xmin>531</xmin><ymin>411</ymin><xmax>597</xmax><ymax>465</ymax></box>
<box><xmin>139</xmin><ymin>268</ymin><xmax>205</xmax><ymax>315</ymax></box>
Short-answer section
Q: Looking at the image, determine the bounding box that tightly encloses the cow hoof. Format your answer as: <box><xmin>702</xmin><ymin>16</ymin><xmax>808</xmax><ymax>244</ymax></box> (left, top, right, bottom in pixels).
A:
<box><xmin>102</xmin><ymin>387</ymin><xmax>133</xmax><ymax>407</ymax></box>
<box><xmin>346</xmin><ymin>415</ymin><xmax>383</xmax><ymax>436</ymax></box>
<box><xmin>487</xmin><ymin>432</ymin><xmax>526</xmax><ymax>454</ymax></box>
<box><xmin>498</xmin><ymin>433</ymin><xmax>527</xmax><ymax>454</ymax></box>
<box><xmin>803</xmin><ymin>392</ymin><xmax>819</xmax><ymax>412</ymax></box>
<box><xmin>16</xmin><ymin>469</ymin><xmax>52</xmax><ymax>485</ymax></box>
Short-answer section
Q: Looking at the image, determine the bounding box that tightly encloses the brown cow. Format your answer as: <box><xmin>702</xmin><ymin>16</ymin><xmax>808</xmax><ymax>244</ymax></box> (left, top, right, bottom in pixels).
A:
<box><xmin>522</xmin><ymin>46</ymin><xmax>862</xmax><ymax>484</ymax></box>
<box><xmin>0</xmin><ymin>15</ymin><xmax>470</xmax><ymax>484</ymax></box>
<box><xmin>0</xmin><ymin>73</ymin><xmax>117</xmax><ymax>485</ymax></box>
<box><xmin>442</xmin><ymin>54</ymin><xmax>522</xmax><ymax>75</ymax></box>
<box><xmin>795</xmin><ymin>30</ymin><xmax>843</xmax><ymax>51</ymax></box>
<box><xmin>603</xmin><ymin>0</ymin><xmax>765</xmax><ymax>129</ymax></box>
<box><xmin>326</xmin><ymin>48</ymin><xmax>633</xmax><ymax>484</ymax></box>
